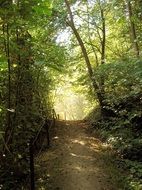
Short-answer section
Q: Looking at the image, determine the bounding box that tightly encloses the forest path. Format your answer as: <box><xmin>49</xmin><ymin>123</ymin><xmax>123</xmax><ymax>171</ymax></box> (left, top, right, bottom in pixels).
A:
<box><xmin>35</xmin><ymin>121</ymin><xmax>121</xmax><ymax>190</ymax></box>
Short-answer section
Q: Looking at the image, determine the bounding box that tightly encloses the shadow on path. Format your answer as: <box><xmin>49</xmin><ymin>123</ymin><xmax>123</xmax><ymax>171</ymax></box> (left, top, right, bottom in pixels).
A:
<box><xmin>35</xmin><ymin>121</ymin><xmax>120</xmax><ymax>190</ymax></box>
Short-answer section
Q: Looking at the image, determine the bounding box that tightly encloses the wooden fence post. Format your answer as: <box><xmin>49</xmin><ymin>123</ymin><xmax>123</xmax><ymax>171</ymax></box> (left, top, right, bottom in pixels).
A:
<box><xmin>46</xmin><ymin>123</ymin><xmax>50</xmax><ymax>147</ymax></box>
<box><xmin>29</xmin><ymin>140</ymin><xmax>35</xmax><ymax>190</ymax></box>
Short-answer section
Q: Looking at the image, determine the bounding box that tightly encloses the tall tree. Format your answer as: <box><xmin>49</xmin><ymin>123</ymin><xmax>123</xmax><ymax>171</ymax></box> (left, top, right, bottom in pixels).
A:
<box><xmin>125</xmin><ymin>0</ymin><xmax>140</xmax><ymax>57</ymax></box>
<box><xmin>64</xmin><ymin>0</ymin><xmax>106</xmax><ymax>111</ymax></box>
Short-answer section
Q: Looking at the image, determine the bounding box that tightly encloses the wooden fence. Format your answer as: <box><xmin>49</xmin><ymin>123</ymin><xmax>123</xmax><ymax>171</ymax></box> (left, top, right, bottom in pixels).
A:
<box><xmin>29</xmin><ymin>109</ymin><xmax>57</xmax><ymax>190</ymax></box>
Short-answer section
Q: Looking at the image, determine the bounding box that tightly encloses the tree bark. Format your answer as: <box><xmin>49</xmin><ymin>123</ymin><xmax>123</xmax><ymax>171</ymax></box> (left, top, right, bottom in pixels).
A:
<box><xmin>3</xmin><ymin>24</ymin><xmax>12</xmax><ymax>146</ymax></box>
<box><xmin>100</xmin><ymin>4</ymin><xmax>106</xmax><ymax>64</ymax></box>
<box><xmin>86</xmin><ymin>5</ymin><xmax>99</xmax><ymax>67</ymax></box>
<box><xmin>65</xmin><ymin>0</ymin><xmax>93</xmax><ymax>78</ymax></box>
<box><xmin>65</xmin><ymin>0</ymin><xmax>111</xmax><ymax>115</ymax></box>
<box><xmin>126</xmin><ymin>0</ymin><xmax>140</xmax><ymax>57</ymax></box>
<box><xmin>64</xmin><ymin>0</ymin><xmax>105</xmax><ymax>109</ymax></box>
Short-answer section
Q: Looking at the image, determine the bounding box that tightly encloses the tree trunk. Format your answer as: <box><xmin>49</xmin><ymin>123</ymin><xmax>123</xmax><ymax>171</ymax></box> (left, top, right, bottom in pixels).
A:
<box><xmin>100</xmin><ymin>6</ymin><xmax>106</xmax><ymax>65</ymax></box>
<box><xmin>126</xmin><ymin>0</ymin><xmax>140</xmax><ymax>57</ymax></box>
<box><xmin>3</xmin><ymin>24</ymin><xmax>12</xmax><ymax>146</ymax></box>
<box><xmin>65</xmin><ymin>0</ymin><xmax>104</xmax><ymax>104</ymax></box>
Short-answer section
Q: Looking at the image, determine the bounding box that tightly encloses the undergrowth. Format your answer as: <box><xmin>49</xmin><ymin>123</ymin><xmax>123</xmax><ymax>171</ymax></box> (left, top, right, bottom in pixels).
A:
<box><xmin>86</xmin><ymin>107</ymin><xmax>142</xmax><ymax>190</ymax></box>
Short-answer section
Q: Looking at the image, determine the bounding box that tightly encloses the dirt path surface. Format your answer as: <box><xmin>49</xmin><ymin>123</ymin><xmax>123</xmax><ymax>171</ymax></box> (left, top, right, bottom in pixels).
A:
<box><xmin>35</xmin><ymin>121</ymin><xmax>120</xmax><ymax>190</ymax></box>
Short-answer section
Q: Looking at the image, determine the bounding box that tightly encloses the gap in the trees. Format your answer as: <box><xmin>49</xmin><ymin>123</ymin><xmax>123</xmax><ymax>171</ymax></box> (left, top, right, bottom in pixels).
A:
<box><xmin>54</xmin><ymin>82</ymin><xmax>91</xmax><ymax>121</ymax></box>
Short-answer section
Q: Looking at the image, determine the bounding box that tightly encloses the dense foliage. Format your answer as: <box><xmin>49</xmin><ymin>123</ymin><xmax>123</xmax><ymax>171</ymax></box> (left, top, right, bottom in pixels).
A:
<box><xmin>0</xmin><ymin>0</ymin><xmax>66</xmax><ymax>189</ymax></box>
<box><xmin>0</xmin><ymin>0</ymin><xmax>142</xmax><ymax>189</ymax></box>
<box><xmin>86</xmin><ymin>59</ymin><xmax>142</xmax><ymax>189</ymax></box>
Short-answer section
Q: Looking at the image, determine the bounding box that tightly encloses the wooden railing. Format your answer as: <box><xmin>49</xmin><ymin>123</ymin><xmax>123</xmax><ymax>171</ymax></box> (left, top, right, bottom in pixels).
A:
<box><xmin>29</xmin><ymin>109</ymin><xmax>57</xmax><ymax>190</ymax></box>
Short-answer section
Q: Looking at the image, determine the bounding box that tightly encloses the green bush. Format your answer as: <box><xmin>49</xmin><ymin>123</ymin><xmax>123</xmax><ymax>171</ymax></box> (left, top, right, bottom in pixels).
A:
<box><xmin>87</xmin><ymin>59</ymin><xmax>142</xmax><ymax>190</ymax></box>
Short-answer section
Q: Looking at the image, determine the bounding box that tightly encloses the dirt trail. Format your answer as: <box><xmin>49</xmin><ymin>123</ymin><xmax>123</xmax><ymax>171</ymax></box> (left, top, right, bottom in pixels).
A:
<box><xmin>35</xmin><ymin>121</ymin><xmax>120</xmax><ymax>190</ymax></box>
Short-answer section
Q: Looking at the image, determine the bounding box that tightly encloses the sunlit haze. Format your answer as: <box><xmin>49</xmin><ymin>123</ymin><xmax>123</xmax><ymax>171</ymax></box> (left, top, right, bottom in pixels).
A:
<box><xmin>54</xmin><ymin>84</ymin><xmax>91</xmax><ymax>120</ymax></box>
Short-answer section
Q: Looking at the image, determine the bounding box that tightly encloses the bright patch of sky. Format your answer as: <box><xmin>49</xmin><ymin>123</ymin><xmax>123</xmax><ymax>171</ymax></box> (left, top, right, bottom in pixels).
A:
<box><xmin>56</xmin><ymin>29</ymin><xmax>72</xmax><ymax>45</ymax></box>
<box><xmin>12</xmin><ymin>0</ymin><xmax>17</xmax><ymax>4</ymax></box>
<box><xmin>56</xmin><ymin>0</ymin><xmax>96</xmax><ymax>45</ymax></box>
